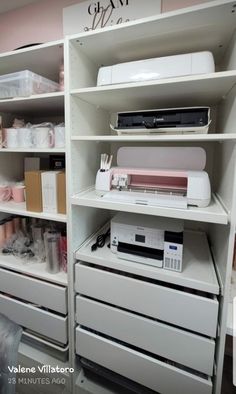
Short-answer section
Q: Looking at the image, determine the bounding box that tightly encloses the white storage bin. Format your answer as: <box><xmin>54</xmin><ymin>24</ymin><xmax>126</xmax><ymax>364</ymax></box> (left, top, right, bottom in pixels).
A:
<box><xmin>0</xmin><ymin>70</ymin><xmax>59</xmax><ymax>98</ymax></box>
<box><xmin>76</xmin><ymin>296</ymin><xmax>215</xmax><ymax>376</ymax></box>
<box><xmin>0</xmin><ymin>267</ymin><xmax>67</xmax><ymax>314</ymax></box>
<box><xmin>75</xmin><ymin>263</ymin><xmax>219</xmax><ymax>337</ymax></box>
<box><xmin>76</xmin><ymin>327</ymin><xmax>213</xmax><ymax>394</ymax></box>
<box><xmin>0</xmin><ymin>294</ymin><xmax>68</xmax><ymax>344</ymax></box>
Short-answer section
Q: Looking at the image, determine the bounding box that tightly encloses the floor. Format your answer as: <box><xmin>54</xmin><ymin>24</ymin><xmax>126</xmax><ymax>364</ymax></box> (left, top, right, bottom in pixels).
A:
<box><xmin>222</xmin><ymin>355</ymin><xmax>235</xmax><ymax>394</ymax></box>
<box><xmin>15</xmin><ymin>355</ymin><xmax>236</xmax><ymax>394</ymax></box>
<box><xmin>15</xmin><ymin>372</ymin><xmax>69</xmax><ymax>394</ymax></box>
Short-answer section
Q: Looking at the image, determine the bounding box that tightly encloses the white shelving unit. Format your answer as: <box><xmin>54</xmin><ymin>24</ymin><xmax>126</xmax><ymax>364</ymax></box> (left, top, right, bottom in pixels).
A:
<box><xmin>76</xmin><ymin>226</ymin><xmax>219</xmax><ymax>295</ymax></box>
<box><xmin>71</xmin><ymin>71</ymin><xmax>236</xmax><ymax>110</ymax></box>
<box><xmin>0</xmin><ymin>254</ymin><xmax>67</xmax><ymax>286</ymax></box>
<box><xmin>0</xmin><ymin>148</ymin><xmax>65</xmax><ymax>153</ymax></box>
<box><xmin>0</xmin><ymin>39</ymin><xmax>70</xmax><ymax>392</ymax></box>
<box><xmin>0</xmin><ymin>200</ymin><xmax>67</xmax><ymax>222</ymax></box>
<box><xmin>65</xmin><ymin>1</ymin><xmax>236</xmax><ymax>393</ymax></box>
<box><xmin>0</xmin><ymin>1</ymin><xmax>235</xmax><ymax>393</ymax></box>
<box><xmin>0</xmin><ymin>91</ymin><xmax>64</xmax><ymax>114</ymax></box>
<box><xmin>71</xmin><ymin>189</ymin><xmax>228</xmax><ymax>225</ymax></box>
<box><xmin>72</xmin><ymin>134</ymin><xmax>236</xmax><ymax>142</ymax></box>
<box><xmin>0</xmin><ymin>39</ymin><xmax>64</xmax><ymax>79</ymax></box>
<box><xmin>227</xmin><ymin>269</ymin><xmax>236</xmax><ymax>336</ymax></box>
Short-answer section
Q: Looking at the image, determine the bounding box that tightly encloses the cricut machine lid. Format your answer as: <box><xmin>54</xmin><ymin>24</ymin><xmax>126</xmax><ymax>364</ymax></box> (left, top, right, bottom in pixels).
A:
<box><xmin>117</xmin><ymin>147</ymin><xmax>206</xmax><ymax>171</ymax></box>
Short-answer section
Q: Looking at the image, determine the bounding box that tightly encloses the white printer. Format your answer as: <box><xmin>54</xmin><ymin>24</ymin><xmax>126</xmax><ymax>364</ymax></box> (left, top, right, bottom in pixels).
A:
<box><xmin>111</xmin><ymin>213</ymin><xmax>184</xmax><ymax>272</ymax></box>
<box><xmin>97</xmin><ymin>51</ymin><xmax>215</xmax><ymax>86</ymax></box>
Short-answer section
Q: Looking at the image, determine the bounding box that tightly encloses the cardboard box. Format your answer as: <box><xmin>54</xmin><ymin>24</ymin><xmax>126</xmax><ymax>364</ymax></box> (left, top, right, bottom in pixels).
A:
<box><xmin>57</xmin><ymin>172</ymin><xmax>66</xmax><ymax>214</ymax></box>
<box><xmin>25</xmin><ymin>171</ymin><xmax>42</xmax><ymax>212</ymax></box>
<box><xmin>41</xmin><ymin>171</ymin><xmax>60</xmax><ymax>213</ymax></box>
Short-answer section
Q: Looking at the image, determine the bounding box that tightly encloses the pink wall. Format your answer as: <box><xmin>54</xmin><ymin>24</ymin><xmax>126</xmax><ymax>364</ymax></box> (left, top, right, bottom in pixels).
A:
<box><xmin>0</xmin><ymin>0</ymin><xmax>82</xmax><ymax>52</ymax></box>
<box><xmin>0</xmin><ymin>0</ymin><xmax>213</xmax><ymax>53</ymax></box>
<box><xmin>162</xmin><ymin>0</ymin><xmax>213</xmax><ymax>12</ymax></box>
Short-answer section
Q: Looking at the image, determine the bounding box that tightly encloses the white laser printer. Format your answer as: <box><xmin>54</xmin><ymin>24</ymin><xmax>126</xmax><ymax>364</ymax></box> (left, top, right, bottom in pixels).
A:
<box><xmin>111</xmin><ymin>213</ymin><xmax>184</xmax><ymax>272</ymax></box>
<box><xmin>97</xmin><ymin>51</ymin><xmax>215</xmax><ymax>86</ymax></box>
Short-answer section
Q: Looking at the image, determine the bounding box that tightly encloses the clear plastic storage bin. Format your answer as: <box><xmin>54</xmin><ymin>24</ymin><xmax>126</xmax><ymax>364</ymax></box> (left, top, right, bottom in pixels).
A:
<box><xmin>0</xmin><ymin>70</ymin><xmax>60</xmax><ymax>99</ymax></box>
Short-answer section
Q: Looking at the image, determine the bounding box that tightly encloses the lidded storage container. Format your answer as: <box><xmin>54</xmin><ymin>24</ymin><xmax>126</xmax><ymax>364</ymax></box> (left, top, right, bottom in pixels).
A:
<box><xmin>0</xmin><ymin>70</ymin><xmax>59</xmax><ymax>99</ymax></box>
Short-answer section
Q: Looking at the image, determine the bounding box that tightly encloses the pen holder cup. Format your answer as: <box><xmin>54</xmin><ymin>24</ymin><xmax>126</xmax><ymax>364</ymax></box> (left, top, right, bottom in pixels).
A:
<box><xmin>95</xmin><ymin>169</ymin><xmax>112</xmax><ymax>195</ymax></box>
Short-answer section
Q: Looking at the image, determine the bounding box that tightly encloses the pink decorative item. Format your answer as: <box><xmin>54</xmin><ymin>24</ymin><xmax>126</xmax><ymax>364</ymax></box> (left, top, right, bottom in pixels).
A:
<box><xmin>0</xmin><ymin>220</ymin><xmax>6</xmax><ymax>247</ymax></box>
<box><xmin>0</xmin><ymin>116</ymin><xmax>2</xmax><ymax>149</ymax></box>
<box><xmin>0</xmin><ymin>185</ymin><xmax>11</xmax><ymax>202</ymax></box>
<box><xmin>5</xmin><ymin>219</ymin><xmax>14</xmax><ymax>240</ymax></box>
<box><xmin>60</xmin><ymin>231</ymin><xmax>67</xmax><ymax>273</ymax></box>
<box><xmin>11</xmin><ymin>185</ymin><xmax>25</xmax><ymax>203</ymax></box>
<box><xmin>13</xmin><ymin>217</ymin><xmax>21</xmax><ymax>233</ymax></box>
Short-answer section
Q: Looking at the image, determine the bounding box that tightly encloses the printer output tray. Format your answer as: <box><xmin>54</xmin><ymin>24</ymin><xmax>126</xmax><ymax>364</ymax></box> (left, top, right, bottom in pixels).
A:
<box><xmin>113</xmin><ymin>125</ymin><xmax>210</xmax><ymax>135</ymax></box>
<box><xmin>102</xmin><ymin>190</ymin><xmax>188</xmax><ymax>209</ymax></box>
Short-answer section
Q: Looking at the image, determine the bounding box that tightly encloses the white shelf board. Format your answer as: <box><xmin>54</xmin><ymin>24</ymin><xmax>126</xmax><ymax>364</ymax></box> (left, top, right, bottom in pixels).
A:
<box><xmin>0</xmin><ymin>253</ymin><xmax>67</xmax><ymax>286</ymax></box>
<box><xmin>0</xmin><ymin>91</ymin><xmax>64</xmax><ymax>114</ymax></box>
<box><xmin>71</xmin><ymin>188</ymin><xmax>228</xmax><ymax>225</ymax></box>
<box><xmin>75</xmin><ymin>226</ymin><xmax>219</xmax><ymax>295</ymax></box>
<box><xmin>71</xmin><ymin>133</ymin><xmax>236</xmax><ymax>143</ymax></box>
<box><xmin>71</xmin><ymin>71</ymin><xmax>236</xmax><ymax>111</ymax></box>
<box><xmin>70</xmin><ymin>0</ymin><xmax>236</xmax><ymax>65</ymax></box>
<box><xmin>0</xmin><ymin>147</ymin><xmax>65</xmax><ymax>153</ymax></box>
<box><xmin>0</xmin><ymin>40</ymin><xmax>64</xmax><ymax>81</ymax></box>
<box><xmin>0</xmin><ymin>201</ymin><xmax>67</xmax><ymax>223</ymax></box>
<box><xmin>227</xmin><ymin>269</ymin><xmax>236</xmax><ymax>336</ymax></box>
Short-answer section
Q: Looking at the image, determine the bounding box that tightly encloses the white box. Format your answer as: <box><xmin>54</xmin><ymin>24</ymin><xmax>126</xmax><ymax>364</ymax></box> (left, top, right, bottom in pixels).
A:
<box><xmin>97</xmin><ymin>51</ymin><xmax>215</xmax><ymax>86</ymax></box>
<box><xmin>24</xmin><ymin>157</ymin><xmax>40</xmax><ymax>172</ymax></box>
<box><xmin>41</xmin><ymin>171</ymin><xmax>60</xmax><ymax>213</ymax></box>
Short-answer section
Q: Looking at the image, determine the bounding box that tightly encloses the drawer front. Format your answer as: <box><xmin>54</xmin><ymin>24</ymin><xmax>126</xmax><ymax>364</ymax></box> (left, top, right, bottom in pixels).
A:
<box><xmin>76</xmin><ymin>327</ymin><xmax>212</xmax><ymax>394</ymax></box>
<box><xmin>0</xmin><ymin>268</ymin><xmax>67</xmax><ymax>314</ymax></box>
<box><xmin>75</xmin><ymin>263</ymin><xmax>218</xmax><ymax>337</ymax></box>
<box><xmin>0</xmin><ymin>294</ymin><xmax>68</xmax><ymax>344</ymax></box>
<box><xmin>76</xmin><ymin>296</ymin><xmax>215</xmax><ymax>375</ymax></box>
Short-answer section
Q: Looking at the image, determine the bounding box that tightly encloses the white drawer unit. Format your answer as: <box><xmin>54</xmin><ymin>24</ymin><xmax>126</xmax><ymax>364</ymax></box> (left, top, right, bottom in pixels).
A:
<box><xmin>76</xmin><ymin>327</ymin><xmax>213</xmax><ymax>394</ymax></box>
<box><xmin>0</xmin><ymin>294</ymin><xmax>68</xmax><ymax>344</ymax></box>
<box><xmin>0</xmin><ymin>268</ymin><xmax>67</xmax><ymax>314</ymax></box>
<box><xmin>76</xmin><ymin>296</ymin><xmax>215</xmax><ymax>376</ymax></box>
<box><xmin>75</xmin><ymin>263</ymin><xmax>218</xmax><ymax>337</ymax></box>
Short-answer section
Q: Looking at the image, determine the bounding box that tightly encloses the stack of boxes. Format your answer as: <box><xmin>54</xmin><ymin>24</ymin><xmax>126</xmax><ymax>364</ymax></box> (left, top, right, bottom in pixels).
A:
<box><xmin>24</xmin><ymin>158</ymin><xmax>66</xmax><ymax>215</ymax></box>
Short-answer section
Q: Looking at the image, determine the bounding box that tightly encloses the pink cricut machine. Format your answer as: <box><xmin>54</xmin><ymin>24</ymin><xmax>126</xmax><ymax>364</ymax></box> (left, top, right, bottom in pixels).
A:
<box><xmin>95</xmin><ymin>147</ymin><xmax>211</xmax><ymax>209</ymax></box>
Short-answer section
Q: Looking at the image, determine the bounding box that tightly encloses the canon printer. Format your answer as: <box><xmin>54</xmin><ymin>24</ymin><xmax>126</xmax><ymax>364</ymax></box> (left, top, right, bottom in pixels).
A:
<box><xmin>111</xmin><ymin>212</ymin><xmax>184</xmax><ymax>272</ymax></box>
<box><xmin>112</xmin><ymin>107</ymin><xmax>211</xmax><ymax>135</ymax></box>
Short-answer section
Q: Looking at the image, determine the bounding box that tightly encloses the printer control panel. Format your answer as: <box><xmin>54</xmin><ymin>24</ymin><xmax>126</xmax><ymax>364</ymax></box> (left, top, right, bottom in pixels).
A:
<box><xmin>111</xmin><ymin>224</ymin><xmax>165</xmax><ymax>251</ymax></box>
<box><xmin>163</xmin><ymin>231</ymin><xmax>183</xmax><ymax>272</ymax></box>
